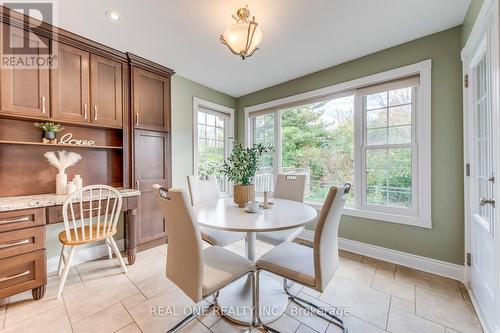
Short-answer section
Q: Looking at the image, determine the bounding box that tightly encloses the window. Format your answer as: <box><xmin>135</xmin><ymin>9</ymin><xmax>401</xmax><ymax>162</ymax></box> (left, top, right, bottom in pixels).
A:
<box><xmin>193</xmin><ymin>98</ymin><xmax>234</xmax><ymax>194</ymax></box>
<box><xmin>245</xmin><ymin>60</ymin><xmax>432</xmax><ymax>227</ymax></box>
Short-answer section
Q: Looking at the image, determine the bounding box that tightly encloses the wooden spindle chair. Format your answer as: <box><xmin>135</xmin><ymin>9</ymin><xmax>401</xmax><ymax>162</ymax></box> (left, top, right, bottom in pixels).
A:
<box><xmin>56</xmin><ymin>185</ymin><xmax>127</xmax><ymax>298</ymax></box>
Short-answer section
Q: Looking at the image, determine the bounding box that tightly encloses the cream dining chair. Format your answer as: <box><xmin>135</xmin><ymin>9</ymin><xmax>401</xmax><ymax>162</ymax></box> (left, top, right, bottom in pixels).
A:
<box><xmin>255</xmin><ymin>184</ymin><xmax>351</xmax><ymax>332</ymax></box>
<box><xmin>187</xmin><ymin>175</ymin><xmax>245</xmax><ymax>246</ymax></box>
<box><xmin>256</xmin><ymin>174</ymin><xmax>307</xmax><ymax>245</ymax></box>
<box><xmin>153</xmin><ymin>186</ymin><xmax>256</xmax><ymax>332</ymax></box>
<box><xmin>56</xmin><ymin>185</ymin><xmax>127</xmax><ymax>298</ymax></box>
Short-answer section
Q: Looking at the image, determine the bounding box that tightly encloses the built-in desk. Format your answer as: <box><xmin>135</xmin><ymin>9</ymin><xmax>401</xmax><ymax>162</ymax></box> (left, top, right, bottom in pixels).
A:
<box><xmin>0</xmin><ymin>188</ymin><xmax>140</xmax><ymax>300</ymax></box>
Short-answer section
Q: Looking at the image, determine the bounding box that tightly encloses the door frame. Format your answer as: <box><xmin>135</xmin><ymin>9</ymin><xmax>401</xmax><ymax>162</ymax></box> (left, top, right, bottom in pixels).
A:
<box><xmin>462</xmin><ymin>0</ymin><xmax>500</xmax><ymax>331</ymax></box>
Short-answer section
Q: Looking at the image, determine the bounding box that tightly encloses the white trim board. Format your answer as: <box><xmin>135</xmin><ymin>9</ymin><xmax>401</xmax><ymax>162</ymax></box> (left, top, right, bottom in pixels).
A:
<box><xmin>47</xmin><ymin>239</ymin><xmax>125</xmax><ymax>273</ymax></box>
<box><xmin>299</xmin><ymin>231</ymin><xmax>464</xmax><ymax>281</ymax></box>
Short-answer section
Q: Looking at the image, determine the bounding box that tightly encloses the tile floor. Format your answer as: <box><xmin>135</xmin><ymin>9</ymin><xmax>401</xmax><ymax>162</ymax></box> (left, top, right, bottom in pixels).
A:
<box><xmin>0</xmin><ymin>240</ymin><xmax>483</xmax><ymax>333</ymax></box>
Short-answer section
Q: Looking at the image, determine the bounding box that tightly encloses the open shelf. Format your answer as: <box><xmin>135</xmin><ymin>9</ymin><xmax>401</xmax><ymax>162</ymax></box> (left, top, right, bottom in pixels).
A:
<box><xmin>0</xmin><ymin>140</ymin><xmax>123</xmax><ymax>150</ymax></box>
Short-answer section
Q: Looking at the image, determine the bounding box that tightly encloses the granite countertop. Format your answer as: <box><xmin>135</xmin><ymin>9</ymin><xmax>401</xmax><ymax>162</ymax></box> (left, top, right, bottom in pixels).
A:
<box><xmin>0</xmin><ymin>188</ymin><xmax>141</xmax><ymax>212</ymax></box>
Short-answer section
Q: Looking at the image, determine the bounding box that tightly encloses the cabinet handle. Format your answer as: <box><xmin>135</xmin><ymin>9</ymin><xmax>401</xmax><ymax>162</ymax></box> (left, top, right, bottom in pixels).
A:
<box><xmin>41</xmin><ymin>96</ymin><xmax>46</xmax><ymax>114</ymax></box>
<box><xmin>94</xmin><ymin>106</ymin><xmax>98</xmax><ymax>121</ymax></box>
<box><xmin>0</xmin><ymin>216</ymin><xmax>29</xmax><ymax>225</ymax></box>
<box><xmin>135</xmin><ymin>113</ymin><xmax>139</xmax><ymax>126</ymax></box>
<box><xmin>0</xmin><ymin>239</ymin><xmax>30</xmax><ymax>249</ymax></box>
<box><xmin>84</xmin><ymin>104</ymin><xmax>88</xmax><ymax>119</ymax></box>
<box><xmin>0</xmin><ymin>270</ymin><xmax>30</xmax><ymax>282</ymax></box>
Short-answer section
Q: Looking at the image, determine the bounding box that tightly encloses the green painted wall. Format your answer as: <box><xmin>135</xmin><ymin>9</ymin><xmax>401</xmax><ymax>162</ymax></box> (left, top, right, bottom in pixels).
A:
<box><xmin>462</xmin><ymin>0</ymin><xmax>485</xmax><ymax>46</ymax></box>
<box><xmin>236</xmin><ymin>27</ymin><xmax>465</xmax><ymax>265</ymax></box>
<box><xmin>171</xmin><ymin>75</ymin><xmax>237</xmax><ymax>190</ymax></box>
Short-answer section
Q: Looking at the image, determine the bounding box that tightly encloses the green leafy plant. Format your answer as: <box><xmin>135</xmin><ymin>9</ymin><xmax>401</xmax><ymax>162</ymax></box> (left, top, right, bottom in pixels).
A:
<box><xmin>34</xmin><ymin>122</ymin><xmax>64</xmax><ymax>133</ymax></box>
<box><xmin>222</xmin><ymin>142</ymin><xmax>274</xmax><ymax>186</ymax></box>
<box><xmin>199</xmin><ymin>160</ymin><xmax>222</xmax><ymax>179</ymax></box>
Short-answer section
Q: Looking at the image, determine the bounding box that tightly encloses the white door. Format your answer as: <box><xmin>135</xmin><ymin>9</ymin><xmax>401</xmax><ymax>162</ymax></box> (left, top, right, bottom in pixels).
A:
<box><xmin>465</xmin><ymin>3</ymin><xmax>499</xmax><ymax>331</ymax></box>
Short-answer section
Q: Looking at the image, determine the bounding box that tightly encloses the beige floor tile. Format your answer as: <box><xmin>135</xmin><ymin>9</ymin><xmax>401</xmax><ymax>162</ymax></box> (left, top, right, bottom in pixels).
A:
<box><xmin>371</xmin><ymin>268</ymin><xmax>415</xmax><ymax>302</ymax></box>
<box><xmin>301</xmin><ymin>286</ymin><xmax>321</xmax><ymax>298</ymax></box>
<box><xmin>47</xmin><ymin>266</ymin><xmax>85</xmax><ymax>295</ymax></box>
<box><xmin>362</xmin><ymin>256</ymin><xmax>396</xmax><ymax>273</ymax></box>
<box><xmin>395</xmin><ymin>266</ymin><xmax>462</xmax><ymax>299</ymax></box>
<box><xmin>459</xmin><ymin>283</ymin><xmax>472</xmax><ymax>303</ymax></box>
<box><xmin>128</xmin><ymin>287</ymin><xmax>194</xmax><ymax>332</ymax></box>
<box><xmin>210</xmin><ymin>317</ymin><xmax>261</xmax><ymax>332</ymax></box>
<box><xmin>336</xmin><ymin>257</ymin><xmax>376</xmax><ymax>286</ymax></box>
<box><xmin>64</xmin><ymin>274</ymin><xmax>138</xmax><ymax>322</ymax></box>
<box><xmin>72</xmin><ymin>302</ymin><xmax>133</xmax><ymax>333</ymax></box>
<box><xmin>4</xmin><ymin>286</ymin><xmax>64</xmax><ymax>327</ymax></box>
<box><xmin>326</xmin><ymin>315</ymin><xmax>386</xmax><ymax>333</ymax></box>
<box><xmin>266</xmin><ymin>313</ymin><xmax>301</xmax><ymax>332</ymax></box>
<box><xmin>125</xmin><ymin>250</ymin><xmax>167</xmax><ymax>284</ymax></box>
<box><xmin>296</xmin><ymin>323</ymin><xmax>317</xmax><ymax>333</ymax></box>
<box><xmin>134</xmin><ymin>273</ymin><xmax>176</xmax><ymax>299</ymax></box>
<box><xmin>122</xmin><ymin>292</ymin><xmax>148</xmax><ymax>311</ymax></box>
<box><xmin>286</xmin><ymin>292</ymin><xmax>332</xmax><ymax>332</ymax></box>
<box><xmin>388</xmin><ymin>297</ymin><xmax>445</xmax><ymax>333</ymax></box>
<box><xmin>339</xmin><ymin>250</ymin><xmax>363</xmax><ymax>262</ymax></box>
<box><xmin>0</xmin><ymin>305</ymin><xmax>72</xmax><ymax>333</ymax></box>
<box><xmin>75</xmin><ymin>256</ymin><xmax>124</xmax><ymax>283</ymax></box>
<box><xmin>197</xmin><ymin>306</ymin><xmax>221</xmax><ymax>328</ymax></box>
<box><xmin>115</xmin><ymin>322</ymin><xmax>142</xmax><ymax>333</ymax></box>
<box><xmin>178</xmin><ymin>319</ymin><xmax>211</xmax><ymax>333</ymax></box>
<box><xmin>416</xmin><ymin>287</ymin><xmax>483</xmax><ymax>333</ymax></box>
<box><xmin>155</xmin><ymin>244</ymin><xmax>168</xmax><ymax>255</ymax></box>
<box><xmin>319</xmin><ymin>276</ymin><xmax>390</xmax><ymax>329</ymax></box>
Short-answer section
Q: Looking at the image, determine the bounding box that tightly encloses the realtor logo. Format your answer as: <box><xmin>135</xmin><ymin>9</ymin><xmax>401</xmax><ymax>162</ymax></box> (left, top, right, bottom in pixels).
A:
<box><xmin>1</xmin><ymin>1</ymin><xmax>57</xmax><ymax>68</ymax></box>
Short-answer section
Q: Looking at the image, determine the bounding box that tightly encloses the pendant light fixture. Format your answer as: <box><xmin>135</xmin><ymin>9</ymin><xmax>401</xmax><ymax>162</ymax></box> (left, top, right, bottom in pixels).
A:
<box><xmin>220</xmin><ymin>6</ymin><xmax>262</xmax><ymax>60</ymax></box>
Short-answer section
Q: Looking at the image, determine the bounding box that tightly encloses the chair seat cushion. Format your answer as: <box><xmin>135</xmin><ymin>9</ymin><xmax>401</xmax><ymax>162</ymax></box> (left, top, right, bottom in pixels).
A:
<box><xmin>202</xmin><ymin>246</ymin><xmax>255</xmax><ymax>296</ymax></box>
<box><xmin>256</xmin><ymin>242</ymin><xmax>315</xmax><ymax>287</ymax></box>
<box><xmin>256</xmin><ymin>228</ymin><xmax>303</xmax><ymax>246</ymax></box>
<box><xmin>200</xmin><ymin>227</ymin><xmax>245</xmax><ymax>247</ymax></box>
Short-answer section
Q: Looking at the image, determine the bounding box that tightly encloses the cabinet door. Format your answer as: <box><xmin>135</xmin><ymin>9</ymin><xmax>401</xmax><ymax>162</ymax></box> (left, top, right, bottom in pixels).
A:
<box><xmin>134</xmin><ymin>130</ymin><xmax>170</xmax><ymax>244</ymax></box>
<box><xmin>0</xmin><ymin>24</ymin><xmax>50</xmax><ymax>119</ymax></box>
<box><xmin>133</xmin><ymin>68</ymin><xmax>170</xmax><ymax>132</ymax></box>
<box><xmin>90</xmin><ymin>54</ymin><xmax>122</xmax><ymax>128</ymax></box>
<box><xmin>51</xmin><ymin>43</ymin><xmax>90</xmax><ymax>123</ymax></box>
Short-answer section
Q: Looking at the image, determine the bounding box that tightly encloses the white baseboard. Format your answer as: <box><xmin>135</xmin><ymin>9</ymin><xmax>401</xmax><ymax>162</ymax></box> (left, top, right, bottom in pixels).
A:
<box><xmin>47</xmin><ymin>239</ymin><xmax>125</xmax><ymax>273</ymax></box>
<box><xmin>299</xmin><ymin>231</ymin><xmax>465</xmax><ymax>281</ymax></box>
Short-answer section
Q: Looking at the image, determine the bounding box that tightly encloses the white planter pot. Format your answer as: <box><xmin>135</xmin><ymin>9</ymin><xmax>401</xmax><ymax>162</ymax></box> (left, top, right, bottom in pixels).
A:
<box><xmin>56</xmin><ymin>172</ymin><xmax>67</xmax><ymax>195</ymax></box>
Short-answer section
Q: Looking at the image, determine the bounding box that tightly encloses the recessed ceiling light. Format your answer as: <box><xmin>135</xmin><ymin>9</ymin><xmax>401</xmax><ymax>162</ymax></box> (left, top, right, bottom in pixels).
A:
<box><xmin>105</xmin><ymin>10</ymin><xmax>120</xmax><ymax>21</ymax></box>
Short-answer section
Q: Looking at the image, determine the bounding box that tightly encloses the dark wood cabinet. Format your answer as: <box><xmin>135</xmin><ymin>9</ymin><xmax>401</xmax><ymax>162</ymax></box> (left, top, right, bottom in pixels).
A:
<box><xmin>132</xmin><ymin>67</ymin><xmax>170</xmax><ymax>132</ymax></box>
<box><xmin>52</xmin><ymin>43</ymin><xmax>90</xmax><ymax>123</ymax></box>
<box><xmin>0</xmin><ymin>24</ymin><xmax>50</xmax><ymax>119</ymax></box>
<box><xmin>90</xmin><ymin>54</ymin><xmax>123</xmax><ymax>128</ymax></box>
<box><xmin>134</xmin><ymin>130</ymin><xmax>170</xmax><ymax>243</ymax></box>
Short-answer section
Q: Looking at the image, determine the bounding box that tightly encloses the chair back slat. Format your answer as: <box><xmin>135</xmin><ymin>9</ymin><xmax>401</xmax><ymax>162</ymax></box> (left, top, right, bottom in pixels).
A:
<box><xmin>62</xmin><ymin>185</ymin><xmax>123</xmax><ymax>243</ymax></box>
<box><xmin>273</xmin><ymin>174</ymin><xmax>306</xmax><ymax>202</ymax></box>
<box><xmin>313</xmin><ymin>184</ymin><xmax>350</xmax><ymax>291</ymax></box>
<box><xmin>187</xmin><ymin>175</ymin><xmax>219</xmax><ymax>205</ymax></box>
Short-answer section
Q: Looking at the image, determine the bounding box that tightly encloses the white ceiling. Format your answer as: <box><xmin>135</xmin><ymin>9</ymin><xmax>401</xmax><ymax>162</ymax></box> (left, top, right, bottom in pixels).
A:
<box><xmin>51</xmin><ymin>0</ymin><xmax>470</xmax><ymax>97</ymax></box>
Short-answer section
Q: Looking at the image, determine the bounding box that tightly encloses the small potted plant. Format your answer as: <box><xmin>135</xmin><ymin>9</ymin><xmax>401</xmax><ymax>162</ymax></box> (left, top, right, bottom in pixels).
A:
<box><xmin>222</xmin><ymin>142</ymin><xmax>274</xmax><ymax>207</ymax></box>
<box><xmin>34</xmin><ymin>122</ymin><xmax>64</xmax><ymax>143</ymax></box>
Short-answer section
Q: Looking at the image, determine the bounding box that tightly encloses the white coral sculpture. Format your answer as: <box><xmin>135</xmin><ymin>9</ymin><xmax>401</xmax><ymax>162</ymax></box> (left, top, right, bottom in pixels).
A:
<box><xmin>43</xmin><ymin>150</ymin><xmax>82</xmax><ymax>173</ymax></box>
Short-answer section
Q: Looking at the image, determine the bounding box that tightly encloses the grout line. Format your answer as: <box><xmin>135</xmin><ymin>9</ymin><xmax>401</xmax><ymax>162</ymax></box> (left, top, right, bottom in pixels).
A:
<box><xmin>61</xmin><ymin>295</ymin><xmax>76</xmax><ymax>332</ymax></box>
<box><xmin>119</xmin><ymin>301</ymin><xmax>144</xmax><ymax>333</ymax></box>
<box><xmin>385</xmin><ymin>296</ymin><xmax>392</xmax><ymax>331</ymax></box>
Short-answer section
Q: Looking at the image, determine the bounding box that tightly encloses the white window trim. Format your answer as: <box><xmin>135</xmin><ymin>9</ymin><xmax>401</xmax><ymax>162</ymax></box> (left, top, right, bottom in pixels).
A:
<box><xmin>193</xmin><ymin>97</ymin><xmax>235</xmax><ymax>195</ymax></box>
<box><xmin>244</xmin><ymin>60</ymin><xmax>432</xmax><ymax>228</ymax></box>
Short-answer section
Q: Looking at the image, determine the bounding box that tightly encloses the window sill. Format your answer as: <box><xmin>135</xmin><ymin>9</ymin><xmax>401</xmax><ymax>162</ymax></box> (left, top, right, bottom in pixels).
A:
<box><xmin>305</xmin><ymin>202</ymin><xmax>432</xmax><ymax>229</ymax></box>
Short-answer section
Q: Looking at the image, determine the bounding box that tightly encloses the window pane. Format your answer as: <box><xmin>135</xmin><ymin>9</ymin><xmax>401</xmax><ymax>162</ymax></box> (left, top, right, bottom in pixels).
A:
<box><xmin>367</xmin><ymin>128</ymin><xmax>388</xmax><ymax>145</ymax></box>
<box><xmin>366</xmin><ymin>92</ymin><xmax>387</xmax><ymax>110</ymax></box>
<box><xmin>389</xmin><ymin>87</ymin><xmax>411</xmax><ymax>106</ymax></box>
<box><xmin>198</xmin><ymin>124</ymin><xmax>205</xmax><ymax>139</ymax></box>
<box><xmin>280</xmin><ymin>95</ymin><xmax>355</xmax><ymax>204</ymax></box>
<box><xmin>389</xmin><ymin>105</ymin><xmax>412</xmax><ymax>126</ymax></box>
<box><xmin>216</xmin><ymin>127</ymin><xmax>224</xmax><ymax>141</ymax></box>
<box><xmin>253</xmin><ymin>114</ymin><xmax>275</xmax><ymax>192</ymax></box>
<box><xmin>216</xmin><ymin>116</ymin><xmax>225</xmax><ymax>128</ymax></box>
<box><xmin>366</xmin><ymin>108</ymin><xmax>387</xmax><ymax>129</ymax></box>
<box><xmin>206</xmin><ymin>125</ymin><xmax>215</xmax><ymax>140</ymax></box>
<box><xmin>198</xmin><ymin>111</ymin><xmax>206</xmax><ymax>124</ymax></box>
<box><xmin>206</xmin><ymin>113</ymin><xmax>216</xmax><ymax>126</ymax></box>
<box><xmin>388</xmin><ymin>125</ymin><xmax>411</xmax><ymax>144</ymax></box>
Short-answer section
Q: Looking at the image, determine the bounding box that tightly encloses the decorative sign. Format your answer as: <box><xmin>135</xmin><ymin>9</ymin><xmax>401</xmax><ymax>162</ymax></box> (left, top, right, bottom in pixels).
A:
<box><xmin>59</xmin><ymin>133</ymin><xmax>96</xmax><ymax>146</ymax></box>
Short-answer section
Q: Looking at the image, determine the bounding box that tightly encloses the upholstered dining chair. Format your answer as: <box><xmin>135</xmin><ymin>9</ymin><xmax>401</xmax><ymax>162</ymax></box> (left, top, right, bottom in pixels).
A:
<box><xmin>255</xmin><ymin>184</ymin><xmax>351</xmax><ymax>332</ymax></box>
<box><xmin>56</xmin><ymin>185</ymin><xmax>127</xmax><ymax>298</ymax></box>
<box><xmin>153</xmin><ymin>186</ymin><xmax>256</xmax><ymax>332</ymax></box>
<box><xmin>256</xmin><ymin>174</ymin><xmax>307</xmax><ymax>245</ymax></box>
<box><xmin>187</xmin><ymin>175</ymin><xmax>245</xmax><ymax>246</ymax></box>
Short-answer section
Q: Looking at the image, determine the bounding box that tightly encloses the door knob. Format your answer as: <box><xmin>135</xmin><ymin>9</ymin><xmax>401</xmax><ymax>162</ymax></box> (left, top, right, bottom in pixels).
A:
<box><xmin>480</xmin><ymin>198</ymin><xmax>495</xmax><ymax>207</ymax></box>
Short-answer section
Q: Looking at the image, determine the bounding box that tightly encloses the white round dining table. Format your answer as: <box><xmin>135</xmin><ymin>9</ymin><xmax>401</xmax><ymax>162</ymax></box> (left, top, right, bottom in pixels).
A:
<box><xmin>193</xmin><ymin>197</ymin><xmax>317</xmax><ymax>325</ymax></box>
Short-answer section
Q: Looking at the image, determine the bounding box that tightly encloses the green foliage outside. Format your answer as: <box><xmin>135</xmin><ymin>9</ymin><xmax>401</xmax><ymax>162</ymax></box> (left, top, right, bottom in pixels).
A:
<box><xmin>222</xmin><ymin>142</ymin><xmax>274</xmax><ymax>185</ymax></box>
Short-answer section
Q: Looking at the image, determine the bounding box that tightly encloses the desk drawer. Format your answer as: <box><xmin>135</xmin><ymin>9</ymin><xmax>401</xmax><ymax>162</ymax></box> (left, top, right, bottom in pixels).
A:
<box><xmin>0</xmin><ymin>250</ymin><xmax>46</xmax><ymax>298</ymax></box>
<box><xmin>0</xmin><ymin>208</ymin><xmax>45</xmax><ymax>232</ymax></box>
<box><xmin>0</xmin><ymin>227</ymin><xmax>45</xmax><ymax>260</ymax></box>
<box><xmin>47</xmin><ymin>201</ymin><xmax>116</xmax><ymax>224</ymax></box>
